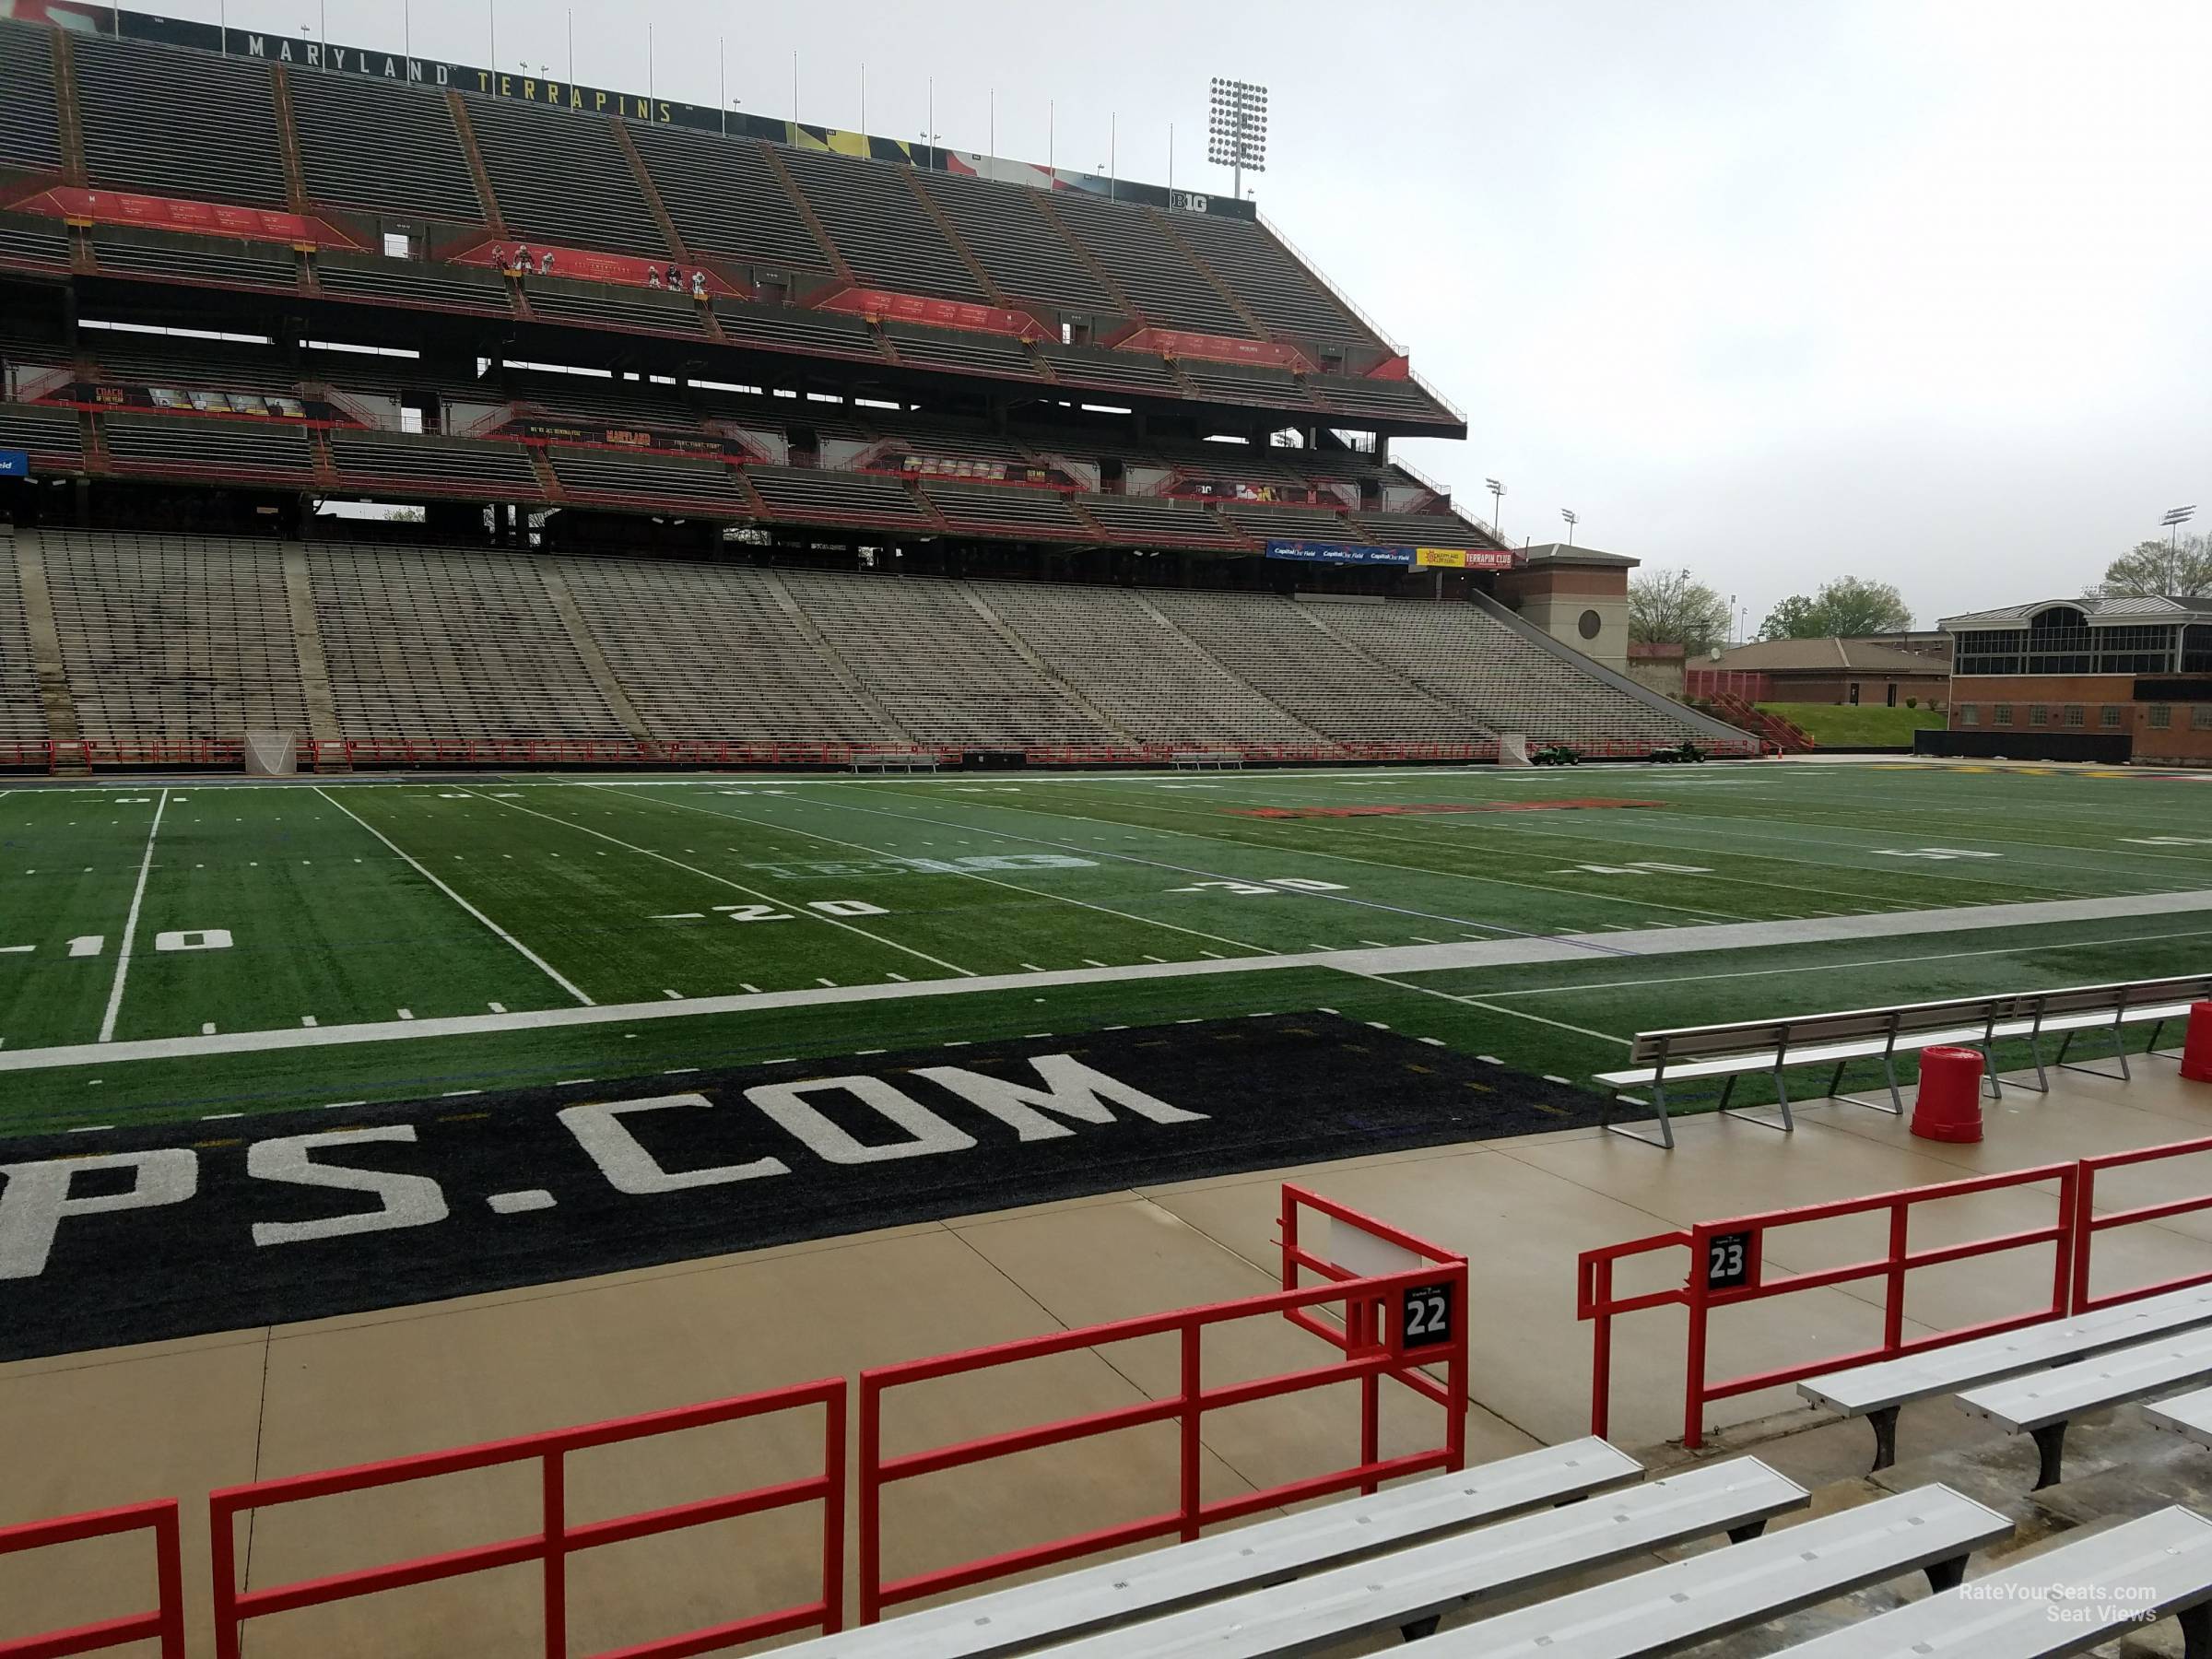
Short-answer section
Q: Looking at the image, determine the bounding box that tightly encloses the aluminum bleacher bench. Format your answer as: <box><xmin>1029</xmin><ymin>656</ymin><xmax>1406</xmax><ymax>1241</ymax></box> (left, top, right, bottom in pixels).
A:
<box><xmin>1800</xmin><ymin>1285</ymin><xmax>2212</xmax><ymax>1472</ymax></box>
<box><xmin>1171</xmin><ymin>749</ymin><xmax>1243</xmax><ymax>771</ymax></box>
<box><xmin>1957</xmin><ymin>1324</ymin><xmax>2212</xmax><ymax>1488</ymax></box>
<box><xmin>1422</xmin><ymin>1484</ymin><xmax>2013</xmax><ymax>1659</ymax></box>
<box><xmin>849</xmin><ymin>750</ymin><xmax>937</xmax><ymax>774</ymax></box>
<box><xmin>778</xmin><ymin>1438</ymin><xmax>1643</xmax><ymax>1658</ymax></box>
<box><xmin>1769</xmin><ymin>1505</ymin><xmax>2212</xmax><ymax>1659</ymax></box>
<box><xmin>2150</xmin><ymin>1384</ymin><xmax>2212</xmax><ymax>1451</ymax></box>
<box><xmin>1593</xmin><ymin>973</ymin><xmax>2212</xmax><ymax>1148</ymax></box>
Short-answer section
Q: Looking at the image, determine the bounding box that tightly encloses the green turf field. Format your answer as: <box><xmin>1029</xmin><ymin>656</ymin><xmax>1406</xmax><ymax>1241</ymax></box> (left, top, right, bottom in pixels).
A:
<box><xmin>1759</xmin><ymin>702</ymin><xmax>1946</xmax><ymax>747</ymax></box>
<box><xmin>2</xmin><ymin>759</ymin><xmax>2207</xmax><ymax>1135</ymax></box>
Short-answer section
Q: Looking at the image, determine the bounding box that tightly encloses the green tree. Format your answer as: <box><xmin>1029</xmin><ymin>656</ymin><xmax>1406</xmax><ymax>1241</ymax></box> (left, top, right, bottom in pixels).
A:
<box><xmin>1630</xmin><ymin>568</ymin><xmax>1731</xmax><ymax>655</ymax></box>
<box><xmin>2092</xmin><ymin>535</ymin><xmax>2212</xmax><ymax>598</ymax></box>
<box><xmin>1758</xmin><ymin>577</ymin><xmax>1913</xmax><ymax>640</ymax></box>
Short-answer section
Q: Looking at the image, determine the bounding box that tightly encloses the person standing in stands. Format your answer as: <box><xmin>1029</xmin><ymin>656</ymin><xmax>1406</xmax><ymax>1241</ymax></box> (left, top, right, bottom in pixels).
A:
<box><xmin>666</xmin><ymin>261</ymin><xmax>681</xmax><ymax>290</ymax></box>
<box><xmin>512</xmin><ymin>241</ymin><xmax>533</xmax><ymax>276</ymax></box>
<box><xmin>690</xmin><ymin>268</ymin><xmax>708</xmax><ymax>299</ymax></box>
<box><xmin>539</xmin><ymin>250</ymin><xmax>556</xmax><ymax>276</ymax></box>
<box><xmin>647</xmin><ymin>264</ymin><xmax>664</xmax><ymax>288</ymax></box>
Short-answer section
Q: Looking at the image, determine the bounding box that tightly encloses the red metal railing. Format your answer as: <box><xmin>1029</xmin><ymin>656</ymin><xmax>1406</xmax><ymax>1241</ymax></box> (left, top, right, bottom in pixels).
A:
<box><xmin>2072</xmin><ymin>1134</ymin><xmax>2212</xmax><ymax>1313</ymax></box>
<box><xmin>856</xmin><ymin>1182</ymin><xmax>1467</xmax><ymax>1623</ymax></box>
<box><xmin>1580</xmin><ymin>1163</ymin><xmax>2079</xmax><ymax>1448</ymax></box>
<box><xmin>0</xmin><ymin>1500</ymin><xmax>185</xmax><ymax>1659</ymax></box>
<box><xmin>208</xmin><ymin>1378</ymin><xmax>846</xmax><ymax>1659</ymax></box>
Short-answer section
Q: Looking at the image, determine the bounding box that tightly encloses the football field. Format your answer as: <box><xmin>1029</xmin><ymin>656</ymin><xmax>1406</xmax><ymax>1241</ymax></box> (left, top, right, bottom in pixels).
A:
<box><xmin>2</xmin><ymin>759</ymin><xmax>2209</xmax><ymax>1136</ymax></box>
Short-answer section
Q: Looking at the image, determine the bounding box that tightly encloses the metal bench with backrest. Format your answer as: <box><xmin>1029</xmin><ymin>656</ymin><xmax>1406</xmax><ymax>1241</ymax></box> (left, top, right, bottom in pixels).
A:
<box><xmin>772</xmin><ymin>1437</ymin><xmax>1642</xmax><ymax>1659</ymax></box>
<box><xmin>1171</xmin><ymin>749</ymin><xmax>1244</xmax><ymax>771</ymax></box>
<box><xmin>1768</xmin><ymin>1505</ymin><xmax>2212</xmax><ymax>1659</ymax></box>
<box><xmin>1421</xmin><ymin>1484</ymin><xmax>2014</xmax><ymax>1659</ymax></box>
<box><xmin>1800</xmin><ymin>1283</ymin><xmax>2212</xmax><ymax>1471</ymax></box>
<box><xmin>1956</xmin><ymin>1324</ymin><xmax>2212</xmax><ymax>1488</ymax></box>
<box><xmin>1594</xmin><ymin>973</ymin><xmax>2212</xmax><ymax>1148</ymax></box>
<box><xmin>849</xmin><ymin>750</ymin><xmax>938</xmax><ymax>775</ymax></box>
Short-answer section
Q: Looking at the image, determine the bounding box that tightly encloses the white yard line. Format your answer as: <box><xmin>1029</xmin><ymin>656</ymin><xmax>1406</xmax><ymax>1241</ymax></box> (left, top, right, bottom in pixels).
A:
<box><xmin>462</xmin><ymin>789</ymin><xmax>976</xmax><ymax>978</ymax></box>
<box><xmin>1350</xmin><ymin>971</ymin><xmax>1632</xmax><ymax>1048</ymax></box>
<box><xmin>314</xmin><ymin>787</ymin><xmax>595</xmax><ymax>1006</ymax></box>
<box><xmin>596</xmin><ymin>784</ymin><xmax>1276</xmax><ymax>959</ymax></box>
<box><xmin>96</xmin><ymin>787</ymin><xmax>168</xmax><ymax>1043</ymax></box>
<box><xmin>9</xmin><ymin>886</ymin><xmax>2209</xmax><ymax>1074</ymax></box>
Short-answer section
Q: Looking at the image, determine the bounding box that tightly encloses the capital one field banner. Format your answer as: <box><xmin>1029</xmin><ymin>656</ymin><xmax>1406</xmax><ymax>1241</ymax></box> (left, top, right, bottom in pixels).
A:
<box><xmin>6</xmin><ymin>2</ymin><xmax>1253</xmax><ymax>218</ymax></box>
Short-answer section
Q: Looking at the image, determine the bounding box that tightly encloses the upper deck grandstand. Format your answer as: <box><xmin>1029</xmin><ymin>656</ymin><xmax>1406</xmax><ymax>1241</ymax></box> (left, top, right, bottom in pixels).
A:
<box><xmin>0</xmin><ymin>10</ymin><xmax>1741</xmax><ymax>767</ymax></box>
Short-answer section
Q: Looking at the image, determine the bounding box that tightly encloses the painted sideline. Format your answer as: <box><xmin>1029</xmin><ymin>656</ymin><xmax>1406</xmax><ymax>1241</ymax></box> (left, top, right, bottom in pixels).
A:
<box><xmin>4</xmin><ymin>888</ymin><xmax>2205</xmax><ymax>1076</ymax></box>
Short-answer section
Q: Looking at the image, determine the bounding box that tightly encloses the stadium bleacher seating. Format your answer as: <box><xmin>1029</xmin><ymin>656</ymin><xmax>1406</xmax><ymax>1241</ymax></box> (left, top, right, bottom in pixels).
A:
<box><xmin>712</xmin><ymin>300</ymin><xmax>888</xmax><ymax>362</ymax></box>
<box><xmin>0</xmin><ymin>535</ymin><xmax>52</xmax><ymax>751</ymax></box>
<box><xmin>288</xmin><ymin>73</ymin><xmax>484</xmax><ymax>225</ymax></box>
<box><xmin>309</xmin><ymin>542</ymin><xmax>626</xmax><ymax>739</ymax></box>
<box><xmin>39</xmin><ymin>530</ymin><xmax>305</xmax><ymax>746</ymax></box>
<box><xmin>924</xmin><ymin>483</ymin><xmax>1093</xmax><ymax>539</ymax></box>
<box><xmin>746</xmin><ymin>465</ymin><xmax>930</xmax><ymax>528</ymax></box>
<box><xmin>0</xmin><ymin>22</ymin><xmax>61</xmax><ymax>172</ymax></box>
<box><xmin>0</xmin><ymin>406</ymin><xmax>85</xmax><ymax>471</ymax></box>
<box><xmin>326</xmin><ymin>430</ymin><xmax>545</xmax><ymax>499</ymax></box>
<box><xmin>463</xmin><ymin>98</ymin><xmax>665</xmax><ymax>253</ymax></box>
<box><xmin>547</xmin><ymin>447</ymin><xmax>747</xmax><ymax>513</ymax></box>
<box><xmin>91</xmin><ymin>231</ymin><xmax>300</xmax><ymax>293</ymax></box>
<box><xmin>1166</xmin><ymin>214</ymin><xmax>1379</xmax><ymax>347</ymax></box>
<box><xmin>0</xmin><ymin>216</ymin><xmax>71</xmax><ymax>274</ymax></box>
<box><xmin>776</xmin><ymin>148</ymin><xmax>990</xmax><ymax>303</ymax></box>
<box><xmin>313</xmin><ymin>253</ymin><xmax>516</xmax><ymax>315</ymax></box>
<box><xmin>524</xmin><ymin>280</ymin><xmax>705</xmax><ymax>335</ymax></box>
<box><xmin>1043</xmin><ymin>192</ymin><xmax>1253</xmax><ymax>337</ymax></box>
<box><xmin>627</xmin><ymin>128</ymin><xmax>836</xmax><ymax>272</ymax></box>
<box><xmin>553</xmin><ymin>558</ymin><xmax>884</xmax><ymax>744</ymax></box>
<box><xmin>69</xmin><ymin>34</ymin><xmax>288</xmax><ymax>208</ymax></box>
<box><xmin>914</xmin><ymin>170</ymin><xmax>1119</xmax><ymax>315</ymax></box>
<box><xmin>882</xmin><ymin>323</ymin><xmax>1040</xmax><ymax>378</ymax></box>
<box><xmin>101</xmin><ymin>414</ymin><xmax>313</xmax><ymax>482</ymax></box>
<box><xmin>777</xmin><ymin>568</ymin><xmax>1114</xmax><ymax>747</ymax></box>
<box><xmin>1147</xmin><ymin>591</ymin><xmax>1495</xmax><ymax>744</ymax></box>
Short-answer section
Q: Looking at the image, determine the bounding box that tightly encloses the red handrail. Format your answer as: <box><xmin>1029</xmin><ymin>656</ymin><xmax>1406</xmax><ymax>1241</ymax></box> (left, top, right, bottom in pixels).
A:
<box><xmin>0</xmin><ymin>1500</ymin><xmax>185</xmax><ymax>1659</ymax></box>
<box><xmin>855</xmin><ymin>1182</ymin><xmax>1466</xmax><ymax>1623</ymax></box>
<box><xmin>208</xmin><ymin>1378</ymin><xmax>845</xmax><ymax>1659</ymax></box>
<box><xmin>2072</xmin><ymin>1134</ymin><xmax>2212</xmax><ymax>1313</ymax></box>
<box><xmin>1580</xmin><ymin>1163</ymin><xmax>2079</xmax><ymax>1448</ymax></box>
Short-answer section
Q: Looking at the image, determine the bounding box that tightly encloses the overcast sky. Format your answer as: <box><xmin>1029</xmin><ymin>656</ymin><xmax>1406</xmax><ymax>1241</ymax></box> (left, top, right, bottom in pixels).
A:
<box><xmin>199</xmin><ymin>0</ymin><xmax>2210</xmax><ymax>629</ymax></box>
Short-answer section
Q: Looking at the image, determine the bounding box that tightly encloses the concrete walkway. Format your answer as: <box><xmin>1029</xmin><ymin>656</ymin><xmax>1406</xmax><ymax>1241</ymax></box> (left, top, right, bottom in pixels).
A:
<box><xmin>4</xmin><ymin>1056</ymin><xmax>2210</xmax><ymax>1654</ymax></box>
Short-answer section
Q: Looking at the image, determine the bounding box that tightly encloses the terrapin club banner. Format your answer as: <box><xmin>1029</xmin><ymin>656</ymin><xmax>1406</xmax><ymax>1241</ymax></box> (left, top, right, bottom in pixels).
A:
<box><xmin>505</xmin><ymin>417</ymin><xmax>748</xmax><ymax>460</ymax></box>
<box><xmin>816</xmin><ymin>287</ymin><xmax>1053</xmax><ymax>342</ymax></box>
<box><xmin>40</xmin><ymin>379</ymin><xmax>336</xmax><ymax>423</ymax></box>
<box><xmin>10</xmin><ymin>4</ymin><xmax>1256</xmax><ymax>218</ymax></box>
<box><xmin>1107</xmin><ymin>324</ymin><xmax>1317</xmax><ymax>373</ymax></box>
<box><xmin>0</xmin><ymin>1014</ymin><xmax>1602</xmax><ymax>1359</ymax></box>
<box><xmin>880</xmin><ymin>452</ymin><xmax>1077</xmax><ymax>489</ymax></box>
<box><xmin>1174</xmin><ymin>478</ymin><xmax>1347</xmax><ymax>508</ymax></box>
<box><xmin>8</xmin><ymin>184</ymin><xmax>359</xmax><ymax>250</ymax></box>
<box><xmin>1413</xmin><ymin>547</ymin><xmax>1518</xmax><ymax>571</ymax></box>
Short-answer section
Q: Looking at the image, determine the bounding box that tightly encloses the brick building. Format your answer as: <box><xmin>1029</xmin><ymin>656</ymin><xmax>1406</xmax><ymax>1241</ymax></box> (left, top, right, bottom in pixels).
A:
<box><xmin>1688</xmin><ymin>637</ymin><xmax>1950</xmax><ymax>708</ymax></box>
<box><xmin>1941</xmin><ymin>595</ymin><xmax>2212</xmax><ymax>764</ymax></box>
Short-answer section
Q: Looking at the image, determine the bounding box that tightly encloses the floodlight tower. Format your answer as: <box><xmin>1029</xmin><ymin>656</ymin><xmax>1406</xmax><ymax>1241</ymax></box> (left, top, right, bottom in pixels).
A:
<box><xmin>1207</xmin><ymin>78</ymin><xmax>1268</xmax><ymax>199</ymax></box>
<box><xmin>2163</xmin><ymin>504</ymin><xmax>2195</xmax><ymax>550</ymax></box>
<box><xmin>1561</xmin><ymin>508</ymin><xmax>1578</xmax><ymax>547</ymax></box>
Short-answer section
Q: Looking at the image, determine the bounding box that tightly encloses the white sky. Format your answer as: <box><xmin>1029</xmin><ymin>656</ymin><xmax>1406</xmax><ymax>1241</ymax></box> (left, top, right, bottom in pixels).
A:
<box><xmin>195</xmin><ymin>0</ymin><xmax>2211</xmax><ymax>629</ymax></box>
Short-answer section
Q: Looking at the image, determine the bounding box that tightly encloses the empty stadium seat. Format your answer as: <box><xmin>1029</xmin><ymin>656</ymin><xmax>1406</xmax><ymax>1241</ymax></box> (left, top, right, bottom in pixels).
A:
<box><xmin>311</xmin><ymin>542</ymin><xmax>626</xmax><ymax>739</ymax></box>
<box><xmin>1146</xmin><ymin>591</ymin><xmax>1494</xmax><ymax>744</ymax></box>
<box><xmin>71</xmin><ymin>34</ymin><xmax>288</xmax><ymax>207</ymax></box>
<box><xmin>626</xmin><ymin>129</ymin><xmax>834</xmax><ymax>272</ymax></box>
<box><xmin>882</xmin><ymin>323</ymin><xmax>1039</xmax><ymax>378</ymax></box>
<box><xmin>548</xmin><ymin>447</ymin><xmax>746</xmax><ymax>512</ymax></box>
<box><xmin>776</xmin><ymin>148</ymin><xmax>989</xmax><ymax>302</ymax></box>
<box><xmin>465</xmin><ymin>100</ymin><xmax>665</xmax><ymax>253</ymax></box>
<box><xmin>915</xmin><ymin>170</ymin><xmax>1120</xmax><ymax>315</ymax></box>
<box><xmin>0</xmin><ymin>216</ymin><xmax>70</xmax><ymax>274</ymax></box>
<box><xmin>93</xmin><ymin>230</ymin><xmax>300</xmax><ymax>293</ymax></box>
<box><xmin>1167</xmin><ymin>214</ymin><xmax>1381</xmax><ymax>347</ymax></box>
<box><xmin>525</xmin><ymin>281</ymin><xmax>704</xmax><ymax>336</ymax></box>
<box><xmin>777</xmin><ymin>568</ymin><xmax>1114</xmax><ymax>747</ymax></box>
<box><xmin>102</xmin><ymin>414</ymin><xmax>312</xmax><ymax>481</ymax></box>
<box><xmin>289</xmin><ymin>73</ymin><xmax>483</xmax><ymax>224</ymax></box>
<box><xmin>747</xmin><ymin>466</ymin><xmax>929</xmax><ymax>529</ymax></box>
<box><xmin>1044</xmin><ymin>193</ymin><xmax>1253</xmax><ymax>337</ymax></box>
<box><xmin>554</xmin><ymin>556</ymin><xmax>884</xmax><ymax>745</ymax></box>
<box><xmin>41</xmin><ymin>530</ymin><xmax>306</xmax><ymax>745</ymax></box>
<box><xmin>0</xmin><ymin>21</ymin><xmax>61</xmax><ymax>172</ymax></box>
<box><xmin>0</xmin><ymin>406</ymin><xmax>85</xmax><ymax>471</ymax></box>
<box><xmin>314</xmin><ymin>253</ymin><xmax>516</xmax><ymax>314</ymax></box>
<box><xmin>326</xmin><ymin>430</ymin><xmax>544</xmax><ymax>499</ymax></box>
<box><xmin>0</xmin><ymin>538</ymin><xmax>53</xmax><ymax>751</ymax></box>
<box><xmin>923</xmin><ymin>483</ymin><xmax>1091</xmax><ymax>539</ymax></box>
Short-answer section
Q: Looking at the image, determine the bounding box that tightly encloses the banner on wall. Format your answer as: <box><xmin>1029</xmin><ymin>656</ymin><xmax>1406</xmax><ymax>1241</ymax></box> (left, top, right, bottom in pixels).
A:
<box><xmin>10</xmin><ymin>184</ymin><xmax>359</xmax><ymax>249</ymax></box>
<box><xmin>451</xmin><ymin>241</ymin><xmax>741</xmax><ymax>298</ymax></box>
<box><xmin>816</xmin><ymin>288</ymin><xmax>1053</xmax><ymax>340</ymax></box>
<box><xmin>1106</xmin><ymin>324</ymin><xmax>1314</xmax><ymax>372</ymax></box>
<box><xmin>1413</xmin><ymin>547</ymin><xmax>1517</xmax><ymax>571</ymax></box>
<box><xmin>40</xmin><ymin>380</ymin><xmax>330</xmax><ymax>421</ymax></box>
<box><xmin>1265</xmin><ymin>541</ymin><xmax>1519</xmax><ymax>570</ymax></box>
<box><xmin>504</xmin><ymin>418</ymin><xmax>746</xmax><ymax>459</ymax></box>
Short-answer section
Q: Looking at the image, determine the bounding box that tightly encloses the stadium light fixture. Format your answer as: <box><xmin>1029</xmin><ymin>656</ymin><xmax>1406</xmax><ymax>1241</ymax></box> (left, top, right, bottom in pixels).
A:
<box><xmin>1486</xmin><ymin>477</ymin><xmax>1506</xmax><ymax>539</ymax></box>
<box><xmin>1561</xmin><ymin>507</ymin><xmax>1578</xmax><ymax>547</ymax></box>
<box><xmin>1207</xmin><ymin>77</ymin><xmax>1268</xmax><ymax>200</ymax></box>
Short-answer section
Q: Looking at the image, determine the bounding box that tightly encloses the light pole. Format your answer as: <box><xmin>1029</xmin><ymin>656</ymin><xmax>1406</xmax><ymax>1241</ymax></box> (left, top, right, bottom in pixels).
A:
<box><xmin>1486</xmin><ymin>477</ymin><xmax>1505</xmax><ymax>541</ymax></box>
<box><xmin>1560</xmin><ymin>508</ymin><xmax>1577</xmax><ymax>547</ymax></box>
<box><xmin>1206</xmin><ymin>78</ymin><xmax>1268</xmax><ymax>200</ymax></box>
<box><xmin>2164</xmin><ymin>506</ymin><xmax>2197</xmax><ymax>594</ymax></box>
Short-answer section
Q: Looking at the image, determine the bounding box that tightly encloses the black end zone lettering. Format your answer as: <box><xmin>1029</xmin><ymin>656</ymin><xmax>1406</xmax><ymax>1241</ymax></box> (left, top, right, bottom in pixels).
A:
<box><xmin>0</xmin><ymin>1015</ymin><xmax>1607</xmax><ymax>1360</ymax></box>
